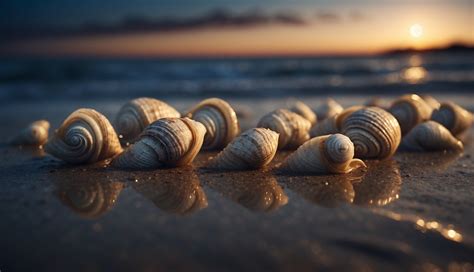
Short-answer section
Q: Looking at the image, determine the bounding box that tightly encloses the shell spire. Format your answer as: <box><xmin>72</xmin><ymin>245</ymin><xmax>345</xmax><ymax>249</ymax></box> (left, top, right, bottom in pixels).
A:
<box><xmin>431</xmin><ymin>101</ymin><xmax>473</xmax><ymax>137</ymax></box>
<box><xmin>401</xmin><ymin>121</ymin><xmax>463</xmax><ymax>152</ymax></box>
<box><xmin>388</xmin><ymin>94</ymin><xmax>433</xmax><ymax>135</ymax></box>
<box><xmin>9</xmin><ymin>120</ymin><xmax>50</xmax><ymax>146</ymax></box>
<box><xmin>45</xmin><ymin>108</ymin><xmax>122</xmax><ymax>164</ymax></box>
<box><xmin>112</xmin><ymin>118</ymin><xmax>206</xmax><ymax>169</ymax></box>
<box><xmin>185</xmin><ymin>98</ymin><xmax>240</xmax><ymax>150</ymax></box>
<box><xmin>279</xmin><ymin>134</ymin><xmax>366</xmax><ymax>174</ymax></box>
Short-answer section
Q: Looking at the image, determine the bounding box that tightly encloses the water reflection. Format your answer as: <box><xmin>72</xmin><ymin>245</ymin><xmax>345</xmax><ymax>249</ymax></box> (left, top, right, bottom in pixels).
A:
<box><xmin>132</xmin><ymin>169</ymin><xmax>208</xmax><ymax>215</ymax></box>
<box><xmin>397</xmin><ymin>150</ymin><xmax>462</xmax><ymax>173</ymax></box>
<box><xmin>202</xmin><ymin>171</ymin><xmax>288</xmax><ymax>212</ymax></box>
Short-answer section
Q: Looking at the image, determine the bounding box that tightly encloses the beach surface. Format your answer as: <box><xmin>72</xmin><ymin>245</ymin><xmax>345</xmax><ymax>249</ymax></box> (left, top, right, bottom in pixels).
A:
<box><xmin>0</xmin><ymin>95</ymin><xmax>473</xmax><ymax>271</ymax></box>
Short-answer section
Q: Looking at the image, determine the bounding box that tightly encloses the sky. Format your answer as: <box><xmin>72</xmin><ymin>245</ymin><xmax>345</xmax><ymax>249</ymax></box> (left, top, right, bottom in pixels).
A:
<box><xmin>0</xmin><ymin>0</ymin><xmax>472</xmax><ymax>57</ymax></box>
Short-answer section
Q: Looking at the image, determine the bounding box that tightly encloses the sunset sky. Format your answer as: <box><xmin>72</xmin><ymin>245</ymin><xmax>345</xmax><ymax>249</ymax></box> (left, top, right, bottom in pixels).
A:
<box><xmin>0</xmin><ymin>0</ymin><xmax>472</xmax><ymax>57</ymax></box>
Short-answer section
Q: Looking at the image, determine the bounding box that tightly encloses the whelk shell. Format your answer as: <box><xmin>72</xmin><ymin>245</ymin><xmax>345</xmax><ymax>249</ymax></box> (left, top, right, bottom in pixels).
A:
<box><xmin>185</xmin><ymin>98</ymin><xmax>240</xmax><ymax>150</ymax></box>
<box><xmin>45</xmin><ymin>108</ymin><xmax>122</xmax><ymax>164</ymax></box>
<box><xmin>310</xmin><ymin>105</ymin><xmax>363</xmax><ymax>138</ymax></box>
<box><xmin>257</xmin><ymin>109</ymin><xmax>311</xmax><ymax>149</ymax></box>
<box><xmin>9</xmin><ymin>120</ymin><xmax>50</xmax><ymax>146</ymax></box>
<box><xmin>431</xmin><ymin>101</ymin><xmax>473</xmax><ymax>137</ymax></box>
<box><xmin>388</xmin><ymin>94</ymin><xmax>433</xmax><ymax>135</ymax></box>
<box><xmin>342</xmin><ymin>107</ymin><xmax>401</xmax><ymax>159</ymax></box>
<box><xmin>279</xmin><ymin>134</ymin><xmax>367</xmax><ymax>174</ymax></box>
<box><xmin>401</xmin><ymin>121</ymin><xmax>463</xmax><ymax>152</ymax></box>
<box><xmin>314</xmin><ymin>98</ymin><xmax>343</xmax><ymax>120</ymax></box>
<box><xmin>115</xmin><ymin>97</ymin><xmax>180</xmax><ymax>144</ymax></box>
<box><xmin>112</xmin><ymin>117</ymin><xmax>205</xmax><ymax>169</ymax></box>
<box><xmin>288</xmin><ymin>101</ymin><xmax>317</xmax><ymax>125</ymax></box>
<box><xmin>206</xmin><ymin>128</ymin><xmax>279</xmax><ymax>170</ymax></box>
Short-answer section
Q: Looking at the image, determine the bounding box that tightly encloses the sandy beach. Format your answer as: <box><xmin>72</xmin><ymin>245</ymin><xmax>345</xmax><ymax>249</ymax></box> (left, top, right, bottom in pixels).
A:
<box><xmin>0</xmin><ymin>95</ymin><xmax>473</xmax><ymax>271</ymax></box>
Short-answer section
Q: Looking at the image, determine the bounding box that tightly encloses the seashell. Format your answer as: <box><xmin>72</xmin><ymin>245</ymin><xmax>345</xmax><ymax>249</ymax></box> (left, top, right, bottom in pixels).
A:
<box><xmin>112</xmin><ymin>117</ymin><xmax>205</xmax><ymax>169</ymax></box>
<box><xmin>388</xmin><ymin>94</ymin><xmax>433</xmax><ymax>135</ymax></box>
<box><xmin>115</xmin><ymin>97</ymin><xmax>180</xmax><ymax>144</ymax></box>
<box><xmin>401</xmin><ymin>121</ymin><xmax>463</xmax><ymax>152</ymax></box>
<box><xmin>9</xmin><ymin>120</ymin><xmax>50</xmax><ymax>146</ymax></box>
<box><xmin>257</xmin><ymin>109</ymin><xmax>311</xmax><ymax>149</ymax></box>
<box><xmin>288</xmin><ymin>101</ymin><xmax>317</xmax><ymax>125</ymax></box>
<box><xmin>364</xmin><ymin>97</ymin><xmax>389</xmax><ymax>109</ymax></box>
<box><xmin>279</xmin><ymin>134</ymin><xmax>367</xmax><ymax>174</ymax></box>
<box><xmin>314</xmin><ymin>98</ymin><xmax>343</xmax><ymax>120</ymax></box>
<box><xmin>185</xmin><ymin>98</ymin><xmax>240</xmax><ymax>150</ymax></box>
<box><xmin>342</xmin><ymin>107</ymin><xmax>401</xmax><ymax>159</ymax></box>
<box><xmin>45</xmin><ymin>108</ymin><xmax>123</xmax><ymax>164</ymax></box>
<box><xmin>431</xmin><ymin>101</ymin><xmax>473</xmax><ymax>137</ymax></box>
<box><xmin>310</xmin><ymin>106</ymin><xmax>363</xmax><ymax>138</ymax></box>
<box><xmin>420</xmin><ymin>95</ymin><xmax>440</xmax><ymax>110</ymax></box>
<box><xmin>206</xmin><ymin>128</ymin><xmax>279</xmax><ymax>170</ymax></box>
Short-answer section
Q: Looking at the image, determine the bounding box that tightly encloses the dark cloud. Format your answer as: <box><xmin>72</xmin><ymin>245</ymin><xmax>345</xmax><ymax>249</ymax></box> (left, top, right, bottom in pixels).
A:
<box><xmin>315</xmin><ymin>11</ymin><xmax>342</xmax><ymax>23</ymax></box>
<box><xmin>0</xmin><ymin>9</ymin><xmax>307</xmax><ymax>41</ymax></box>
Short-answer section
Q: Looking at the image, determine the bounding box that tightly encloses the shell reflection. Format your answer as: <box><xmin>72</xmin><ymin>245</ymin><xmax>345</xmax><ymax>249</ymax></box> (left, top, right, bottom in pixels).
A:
<box><xmin>132</xmin><ymin>169</ymin><xmax>208</xmax><ymax>215</ymax></box>
<box><xmin>203</xmin><ymin>171</ymin><xmax>288</xmax><ymax>212</ymax></box>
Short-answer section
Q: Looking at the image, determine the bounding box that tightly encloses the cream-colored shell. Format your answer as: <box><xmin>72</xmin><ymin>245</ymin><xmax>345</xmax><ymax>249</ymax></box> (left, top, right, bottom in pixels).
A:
<box><xmin>310</xmin><ymin>106</ymin><xmax>363</xmax><ymax>138</ymax></box>
<box><xmin>112</xmin><ymin>117</ymin><xmax>205</xmax><ymax>169</ymax></box>
<box><xmin>257</xmin><ymin>109</ymin><xmax>311</xmax><ymax>149</ymax></box>
<box><xmin>364</xmin><ymin>97</ymin><xmax>389</xmax><ymax>109</ymax></box>
<box><xmin>342</xmin><ymin>107</ymin><xmax>401</xmax><ymax>159</ymax></box>
<box><xmin>45</xmin><ymin>108</ymin><xmax>122</xmax><ymax>164</ymax></box>
<box><xmin>9</xmin><ymin>120</ymin><xmax>50</xmax><ymax>146</ymax></box>
<box><xmin>420</xmin><ymin>95</ymin><xmax>441</xmax><ymax>110</ymax></box>
<box><xmin>314</xmin><ymin>98</ymin><xmax>343</xmax><ymax>120</ymax></box>
<box><xmin>288</xmin><ymin>101</ymin><xmax>317</xmax><ymax>125</ymax></box>
<box><xmin>388</xmin><ymin>94</ymin><xmax>433</xmax><ymax>135</ymax></box>
<box><xmin>115</xmin><ymin>97</ymin><xmax>180</xmax><ymax>144</ymax></box>
<box><xmin>401</xmin><ymin>121</ymin><xmax>463</xmax><ymax>152</ymax></box>
<box><xmin>431</xmin><ymin>102</ymin><xmax>473</xmax><ymax>137</ymax></box>
<box><xmin>206</xmin><ymin>128</ymin><xmax>279</xmax><ymax>170</ymax></box>
<box><xmin>279</xmin><ymin>134</ymin><xmax>367</xmax><ymax>174</ymax></box>
<box><xmin>185</xmin><ymin>98</ymin><xmax>240</xmax><ymax>150</ymax></box>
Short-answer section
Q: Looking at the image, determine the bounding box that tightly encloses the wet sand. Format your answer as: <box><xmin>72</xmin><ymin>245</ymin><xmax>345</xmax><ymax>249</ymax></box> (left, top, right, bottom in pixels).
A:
<box><xmin>0</xmin><ymin>96</ymin><xmax>473</xmax><ymax>271</ymax></box>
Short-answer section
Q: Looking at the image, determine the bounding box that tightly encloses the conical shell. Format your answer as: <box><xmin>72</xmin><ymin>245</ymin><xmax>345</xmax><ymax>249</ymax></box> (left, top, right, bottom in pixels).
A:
<box><xmin>257</xmin><ymin>109</ymin><xmax>311</xmax><ymax>149</ymax></box>
<box><xmin>310</xmin><ymin>106</ymin><xmax>363</xmax><ymax>138</ymax></box>
<box><xmin>388</xmin><ymin>94</ymin><xmax>433</xmax><ymax>135</ymax></box>
<box><xmin>314</xmin><ymin>98</ymin><xmax>343</xmax><ymax>120</ymax></box>
<box><xmin>279</xmin><ymin>134</ymin><xmax>367</xmax><ymax>174</ymax></box>
<box><xmin>115</xmin><ymin>97</ymin><xmax>180</xmax><ymax>144</ymax></box>
<box><xmin>420</xmin><ymin>95</ymin><xmax>440</xmax><ymax>110</ymax></box>
<box><xmin>401</xmin><ymin>121</ymin><xmax>463</xmax><ymax>152</ymax></box>
<box><xmin>112</xmin><ymin>117</ymin><xmax>205</xmax><ymax>169</ymax></box>
<box><xmin>45</xmin><ymin>109</ymin><xmax>122</xmax><ymax>164</ymax></box>
<box><xmin>185</xmin><ymin>98</ymin><xmax>240</xmax><ymax>150</ymax></box>
<box><xmin>431</xmin><ymin>102</ymin><xmax>473</xmax><ymax>137</ymax></box>
<box><xmin>9</xmin><ymin>120</ymin><xmax>50</xmax><ymax>146</ymax></box>
<box><xmin>206</xmin><ymin>128</ymin><xmax>279</xmax><ymax>170</ymax></box>
<box><xmin>288</xmin><ymin>101</ymin><xmax>317</xmax><ymax>125</ymax></box>
<box><xmin>342</xmin><ymin>107</ymin><xmax>401</xmax><ymax>159</ymax></box>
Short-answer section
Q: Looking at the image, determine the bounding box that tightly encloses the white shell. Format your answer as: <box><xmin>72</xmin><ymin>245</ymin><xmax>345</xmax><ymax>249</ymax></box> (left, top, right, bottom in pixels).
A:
<box><xmin>115</xmin><ymin>97</ymin><xmax>180</xmax><ymax>144</ymax></box>
<box><xmin>431</xmin><ymin>102</ymin><xmax>473</xmax><ymax>137</ymax></box>
<box><xmin>45</xmin><ymin>108</ymin><xmax>123</xmax><ymax>164</ymax></box>
<box><xmin>401</xmin><ymin>121</ymin><xmax>463</xmax><ymax>152</ymax></box>
<box><xmin>342</xmin><ymin>107</ymin><xmax>401</xmax><ymax>159</ymax></box>
<box><xmin>314</xmin><ymin>98</ymin><xmax>343</xmax><ymax>120</ymax></box>
<box><xmin>388</xmin><ymin>94</ymin><xmax>433</xmax><ymax>135</ymax></box>
<box><xmin>310</xmin><ymin>106</ymin><xmax>363</xmax><ymax>138</ymax></box>
<box><xmin>185</xmin><ymin>98</ymin><xmax>240</xmax><ymax>150</ymax></box>
<box><xmin>112</xmin><ymin>117</ymin><xmax>205</xmax><ymax>169</ymax></box>
<box><xmin>288</xmin><ymin>101</ymin><xmax>317</xmax><ymax>125</ymax></box>
<box><xmin>257</xmin><ymin>109</ymin><xmax>311</xmax><ymax>149</ymax></box>
<box><xmin>9</xmin><ymin>120</ymin><xmax>50</xmax><ymax>146</ymax></box>
<box><xmin>206</xmin><ymin>128</ymin><xmax>279</xmax><ymax>170</ymax></box>
<box><xmin>279</xmin><ymin>134</ymin><xmax>367</xmax><ymax>174</ymax></box>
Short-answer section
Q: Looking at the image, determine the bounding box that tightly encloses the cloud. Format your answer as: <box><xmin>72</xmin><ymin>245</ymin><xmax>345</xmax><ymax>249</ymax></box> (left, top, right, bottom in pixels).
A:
<box><xmin>315</xmin><ymin>11</ymin><xmax>342</xmax><ymax>23</ymax></box>
<box><xmin>0</xmin><ymin>9</ymin><xmax>307</xmax><ymax>41</ymax></box>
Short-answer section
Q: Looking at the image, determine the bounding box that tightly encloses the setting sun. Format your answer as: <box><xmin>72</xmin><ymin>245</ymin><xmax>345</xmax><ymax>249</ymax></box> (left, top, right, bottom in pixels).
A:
<box><xmin>409</xmin><ymin>24</ymin><xmax>424</xmax><ymax>38</ymax></box>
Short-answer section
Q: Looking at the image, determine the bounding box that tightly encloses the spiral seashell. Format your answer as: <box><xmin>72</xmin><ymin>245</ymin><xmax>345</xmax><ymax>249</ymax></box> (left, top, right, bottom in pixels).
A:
<box><xmin>342</xmin><ymin>107</ymin><xmax>401</xmax><ymax>159</ymax></box>
<box><xmin>45</xmin><ymin>109</ymin><xmax>122</xmax><ymax>164</ymax></box>
<box><xmin>309</xmin><ymin>106</ymin><xmax>363</xmax><ymax>138</ymax></box>
<box><xmin>401</xmin><ymin>121</ymin><xmax>463</xmax><ymax>152</ymax></box>
<box><xmin>9</xmin><ymin>120</ymin><xmax>50</xmax><ymax>146</ymax></box>
<box><xmin>115</xmin><ymin>97</ymin><xmax>180</xmax><ymax>144</ymax></box>
<box><xmin>112</xmin><ymin>117</ymin><xmax>205</xmax><ymax>169</ymax></box>
<box><xmin>206</xmin><ymin>128</ymin><xmax>279</xmax><ymax>170</ymax></box>
<box><xmin>388</xmin><ymin>94</ymin><xmax>433</xmax><ymax>135</ymax></box>
<box><xmin>185</xmin><ymin>98</ymin><xmax>240</xmax><ymax>150</ymax></box>
<box><xmin>314</xmin><ymin>98</ymin><xmax>343</xmax><ymax>120</ymax></box>
<box><xmin>257</xmin><ymin>109</ymin><xmax>311</xmax><ymax>149</ymax></box>
<box><xmin>420</xmin><ymin>95</ymin><xmax>440</xmax><ymax>110</ymax></box>
<box><xmin>288</xmin><ymin>101</ymin><xmax>317</xmax><ymax>125</ymax></box>
<box><xmin>431</xmin><ymin>102</ymin><xmax>473</xmax><ymax>137</ymax></box>
<box><xmin>279</xmin><ymin>134</ymin><xmax>367</xmax><ymax>174</ymax></box>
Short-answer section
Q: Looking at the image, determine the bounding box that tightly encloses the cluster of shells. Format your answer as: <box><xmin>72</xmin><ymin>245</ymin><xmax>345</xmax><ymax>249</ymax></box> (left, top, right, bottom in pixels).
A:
<box><xmin>9</xmin><ymin>94</ymin><xmax>473</xmax><ymax>176</ymax></box>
